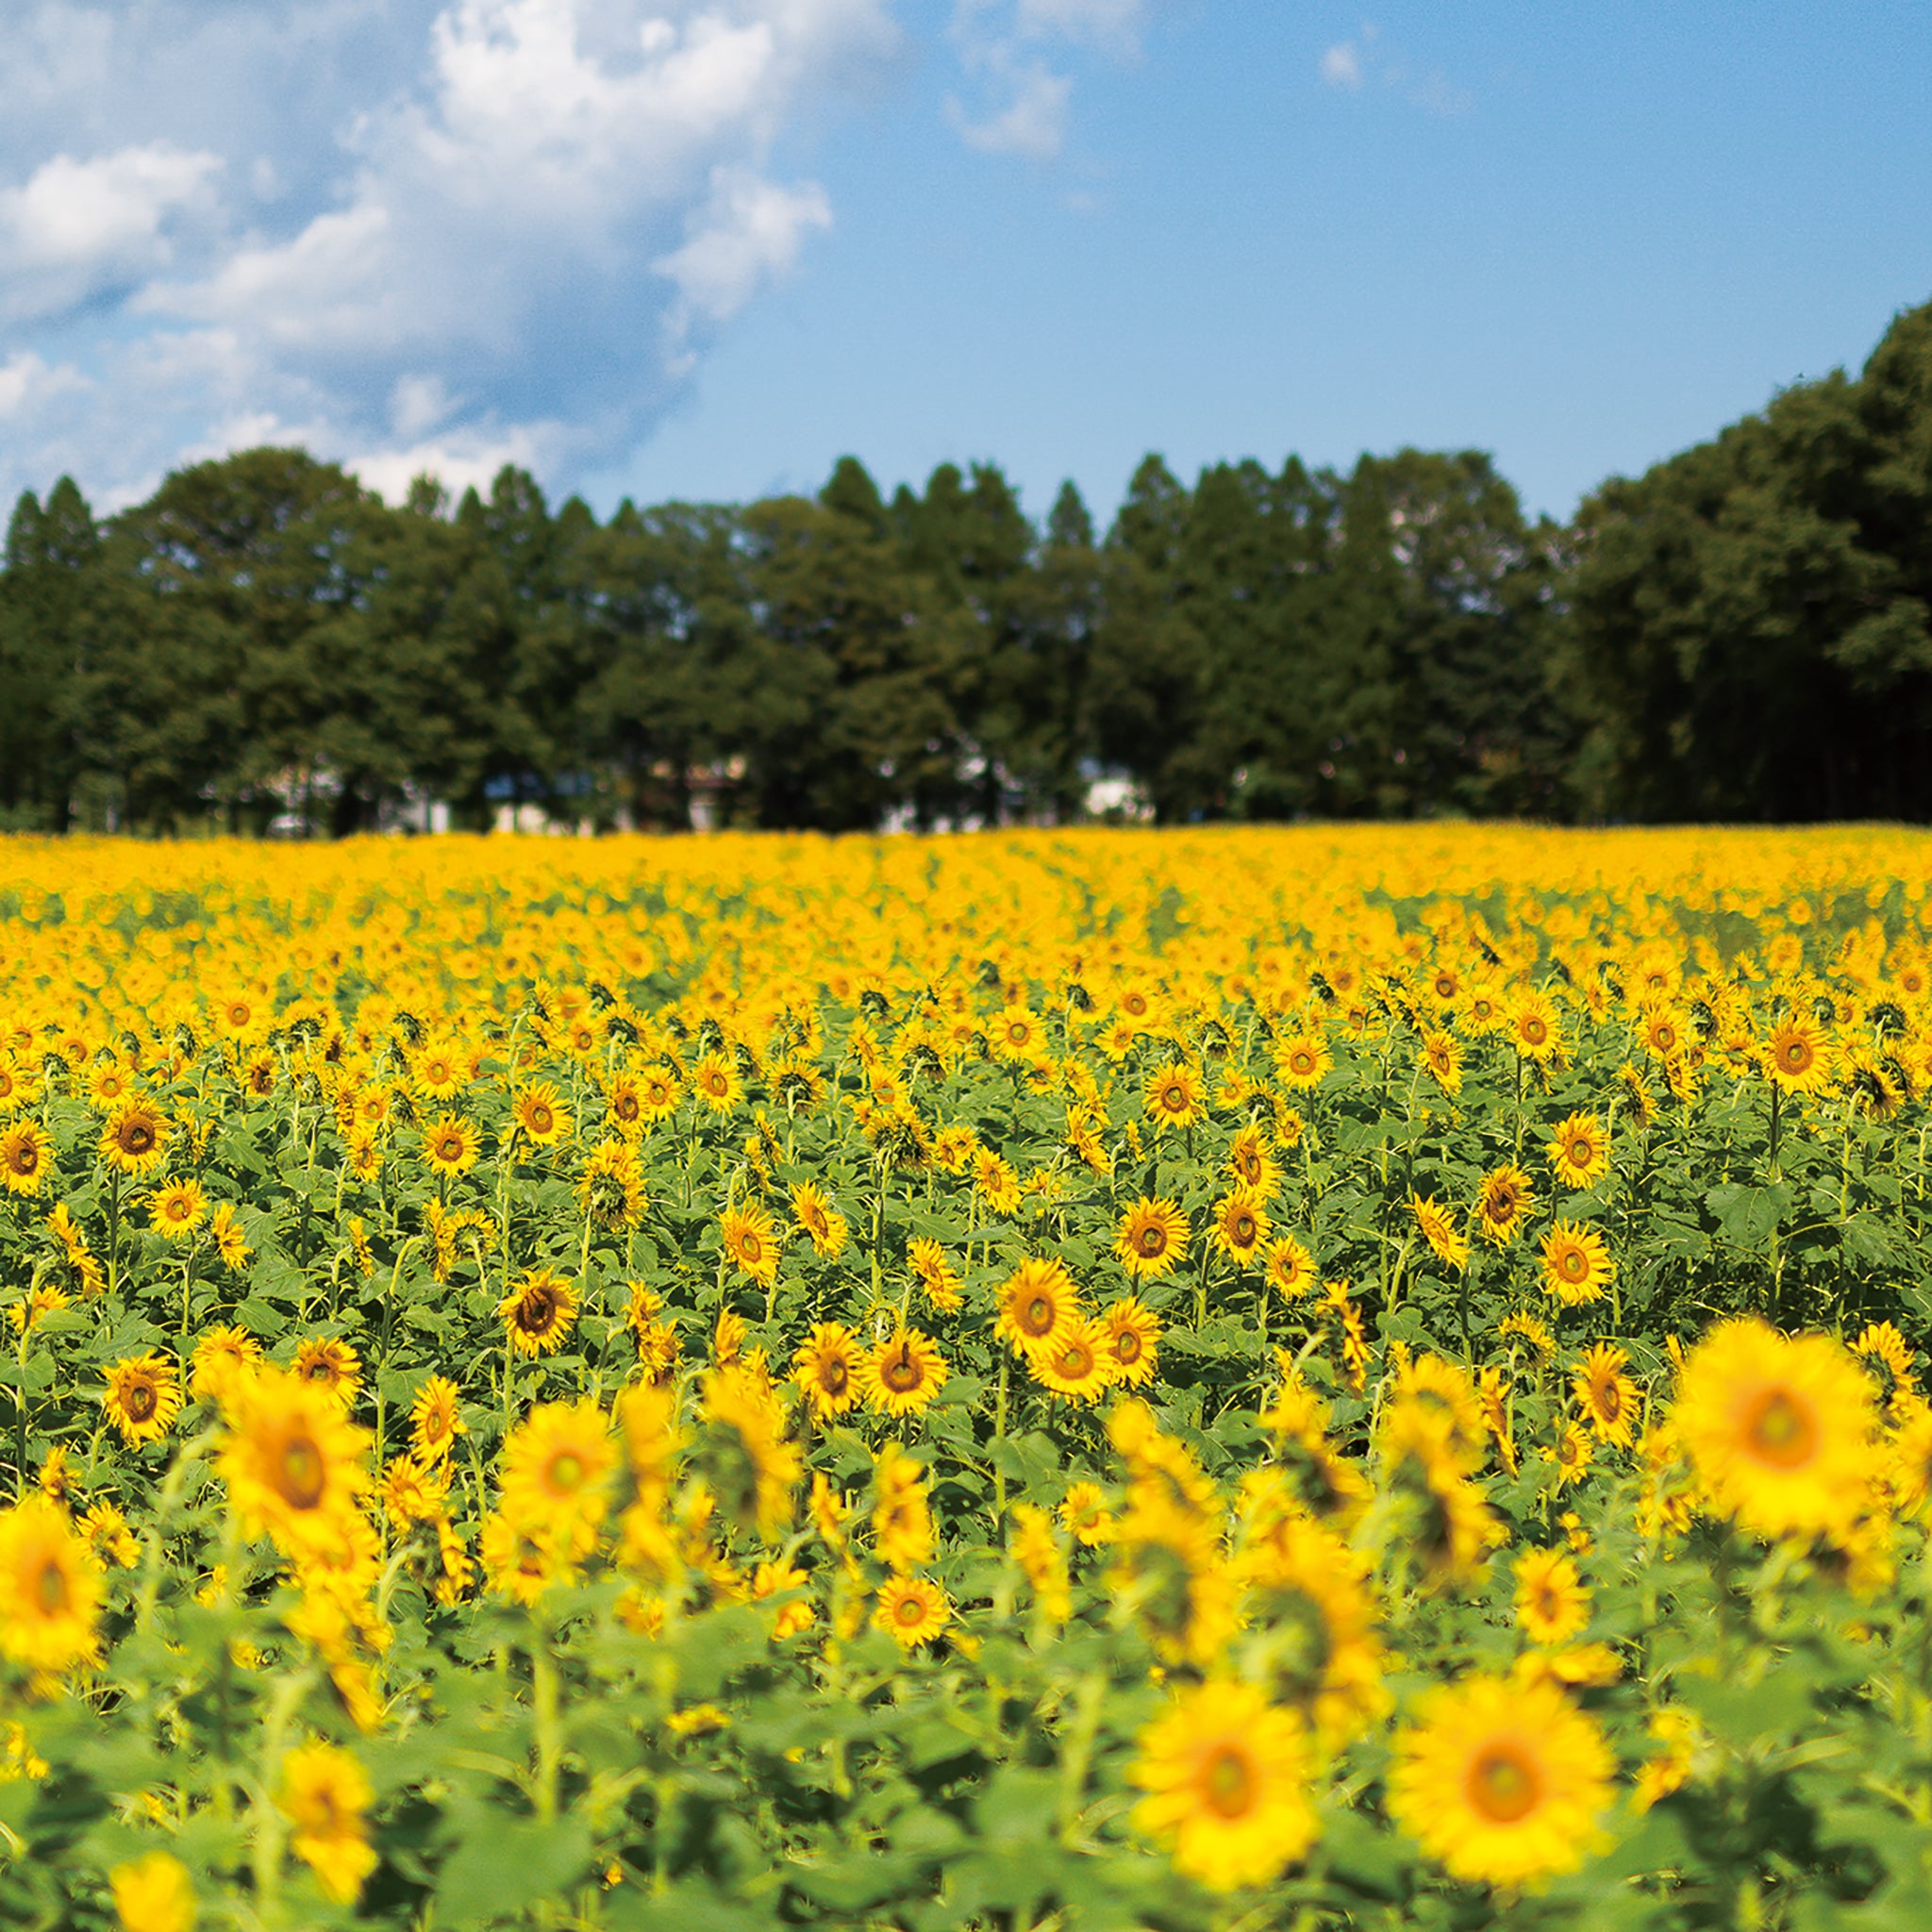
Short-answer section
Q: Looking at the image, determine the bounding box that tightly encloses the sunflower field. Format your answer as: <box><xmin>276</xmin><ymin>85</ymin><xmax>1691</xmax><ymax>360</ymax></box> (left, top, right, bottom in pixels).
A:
<box><xmin>7</xmin><ymin>824</ymin><xmax>1932</xmax><ymax>1931</ymax></box>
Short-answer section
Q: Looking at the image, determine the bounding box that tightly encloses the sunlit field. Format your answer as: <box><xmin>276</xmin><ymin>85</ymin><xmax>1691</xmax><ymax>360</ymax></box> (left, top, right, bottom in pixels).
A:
<box><xmin>6</xmin><ymin>825</ymin><xmax>1932</xmax><ymax>1931</ymax></box>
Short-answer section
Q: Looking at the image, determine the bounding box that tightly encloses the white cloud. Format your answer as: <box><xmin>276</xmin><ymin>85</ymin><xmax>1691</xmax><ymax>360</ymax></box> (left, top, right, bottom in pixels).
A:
<box><xmin>1319</xmin><ymin>41</ymin><xmax>1362</xmax><ymax>90</ymax></box>
<box><xmin>0</xmin><ymin>0</ymin><xmax>898</xmax><ymax>509</ymax></box>
<box><xmin>945</xmin><ymin>0</ymin><xmax>1156</xmax><ymax>162</ymax></box>
<box><xmin>945</xmin><ymin>62</ymin><xmax>1071</xmax><ymax>159</ymax></box>
<box><xmin>0</xmin><ymin>142</ymin><xmax>224</xmax><ymax>321</ymax></box>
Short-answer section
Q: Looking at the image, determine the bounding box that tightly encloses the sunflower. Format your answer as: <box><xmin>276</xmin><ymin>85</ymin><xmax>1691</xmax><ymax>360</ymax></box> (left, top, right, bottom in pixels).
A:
<box><xmin>1388</xmin><ymin>1674</ymin><xmax>1612</xmax><ymax>1887</ymax></box>
<box><xmin>1410</xmin><ymin>1193</ymin><xmax>1470</xmax><ymax>1272</ymax></box>
<box><xmin>1765</xmin><ymin>1013</ymin><xmax>1832</xmax><ymax>1094</ymax></box>
<box><xmin>1115</xmin><ymin>1197</ymin><xmax>1190</xmax><ymax>1280</ymax></box>
<box><xmin>1210</xmin><ymin>1186</ymin><xmax>1270</xmax><ymax>1266</ymax></box>
<box><xmin>1060</xmin><ymin>1480</ymin><xmax>1115</xmax><ymax>1545</ymax></box>
<box><xmin>1509</xmin><ymin>990</ymin><xmax>1563</xmax><ymax>1064</ymax></box>
<box><xmin>1274</xmin><ymin>1032</ymin><xmax>1331</xmax><ymax>1091</ymax></box>
<box><xmin>498</xmin><ymin>1269</ymin><xmax>579</xmax><ymax>1357</ymax></box>
<box><xmin>792</xmin><ymin>1322</ymin><xmax>862</xmax><ymax>1420</ymax></box>
<box><xmin>1545</xmin><ymin>1111</ymin><xmax>1609</xmax><ymax>1189</ymax></box>
<box><xmin>1675</xmin><ymin>1317</ymin><xmax>1876</xmax><ymax>1541</ymax></box>
<box><xmin>292</xmin><ymin>1336</ymin><xmax>363</xmax><ymax>1408</ymax></box>
<box><xmin>0</xmin><ymin>1494</ymin><xmax>102</xmax><ymax>1674</ymax></box>
<box><xmin>103</xmin><ymin>1353</ymin><xmax>183</xmax><ymax>1446</ymax></box>
<box><xmin>874</xmin><ymin>1573</ymin><xmax>951</xmax><ymax>1649</ymax></box>
<box><xmin>635</xmin><ymin>1064</ymin><xmax>683</xmax><ymax>1122</ymax></box>
<box><xmin>719</xmin><ymin>1202</ymin><xmax>780</xmax><ymax>1287</ymax></box>
<box><xmin>481</xmin><ymin>1508</ymin><xmax>569</xmax><ymax>1604</ymax></box>
<box><xmin>1102</xmin><ymin>1298</ymin><xmax>1161</xmax><ymax>1388</ymax></box>
<box><xmin>0</xmin><ymin>1120</ymin><xmax>53</xmax><ymax>1196</ymax></box>
<box><xmin>1638</xmin><ymin>1002</ymin><xmax>1687</xmax><ymax>1061</ymax></box>
<box><xmin>100</xmin><ymin>1098</ymin><xmax>169</xmax><ymax>1176</ymax></box>
<box><xmin>109</xmin><ymin>1853</ymin><xmax>194</xmax><ymax>1932</ymax></box>
<box><xmin>696</xmin><ymin>1363</ymin><xmax>800</xmax><ymax>1536</ymax></box>
<box><xmin>606</xmin><ymin>1074</ymin><xmax>646</xmax><ymax>1138</ymax></box>
<box><xmin>1474</xmin><ymin>1164</ymin><xmax>1534</xmax><ymax>1245</ymax></box>
<box><xmin>422</xmin><ymin>1113</ymin><xmax>479</xmax><ymax>1176</ymax></box>
<box><xmin>210</xmin><ymin>1201</ymin><xmax>250</xmax><ymax>1270</ymax></box>
<box><xmin>0</xmin><ymin>1057</ymin><xmax>40</xmax><ymax>1112</ymax></box>
<box><xmin>1574</xmin><ymin>1342</ymin><xmax>1640</xmax><ymax>1444</ymax></box>
<box><xmin>991</xmin><ymin>1003</ymin><xmax>1041</xmax><ymax>1062</ymax></box>
<box><xmin>1264</xmin><ymin>1235</ymin><xmax>1317</xmax><ymax>1301</ymax></box>
<box><xmin>501</xmin><ymin>1399</ymin><xmax>615</xmax><ymax>1541</ymax></box>
<box><xmin>1462</xmin><ymin>984</ymin><xmax>1506</xmax><ymax>1035</ymax></box>
<box><xmin>219</xmin><ymin>1364</ymin><xmax>371</xmax><ymax>1557</ymax></box>
<box><xmin>578</xmin><ymin>1139</ymin><xmax>646</xmax><ymax>1231</ymax></box>
<box><xmin>412</xmin><ymin>1037</ymin><xmax>464</xmax><ymax>1098</ymax></box>
<box><xmin>972</xmin><ymin>1146</ymin><xmax>1022</xmax><ymax>1215</ymax></box>
<box><xmin>1514</xmin><ymin>1547</ymin><xmax>1591</xmax><ymax>1646</ymax></box>
<box><xmin>861</xmin><ymin>1327</ymin><xmax>951</xmax><ymax>1417</ymax></box>
<box><xmin>790</xmin><ymin>1180</ymin><xmax>848</xmax><ymax>1258</ymax></box>
<box><xmin>1540</xmin><ymin>1222</ymin><xmax>1614</xmax><ymax>1306</ymax></box>
<box><xmin>908</xmin><ymin>1235</ymin><xmax>963</xmax><ymax>1311</ymax></box>
<box><xmin>192</xmin><ymin>1324</ymin><xmax>263</xmax><ymax>1404</ymax></box>
<box><xmin>410</xmin><ymin>1374</ymin><xmax>467</xmax><ymax>1462</ymax></box>
<box><xmin>147</xmin><ymin>1177</ymin><xmax>207</xmax><ymax>1241</ymax></box>
<box><xmin>1030</xmin><ymin>1317</ymin><xmax>1114</xmax><ymax>1404</ymax></box>
<box><xmin>278</xmin><ymin>1740</ymin><xmax>377</xmax><ymax>1906</ymax></box>
<box><xmin>996</xmin><ymin>1256</ymin><xmax>1081</xmax><ymax>1361</ymax></box>
<box><xmin>1420</xmin><ymin>1029</ymin><xmax>1462</xmax><ymax>1094</ymax></box>
<box><xmin>1143</xmin><ymin>1060</ymin><xmax>1207</xmax><ymax>1130</ymax></box>
<box><xmin>1130</xmin><ymin>1678</ymin><xmax>1317</xmax><ymax>1892</ymax></box>
<box><xmin>1225</xmin><ymin>1124</ymin><xmax>1280</xmax><ymax>1196</ymax></box>
<box><xmin>691</xmin><ymin>1051</ymin><xmax>741</xmax><ymax>1112</ymax></box>
<box><xmin>511</xmin><ymin>1080</ymin><xmax>572</xmax><ymax>1147</ymax></box>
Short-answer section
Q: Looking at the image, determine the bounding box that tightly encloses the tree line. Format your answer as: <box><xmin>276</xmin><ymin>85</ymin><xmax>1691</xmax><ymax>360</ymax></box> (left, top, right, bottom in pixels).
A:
<box><xmin>3</xmin><ymin>298</ymin><xmax>1929</xmax><ymax>835</ymax></box>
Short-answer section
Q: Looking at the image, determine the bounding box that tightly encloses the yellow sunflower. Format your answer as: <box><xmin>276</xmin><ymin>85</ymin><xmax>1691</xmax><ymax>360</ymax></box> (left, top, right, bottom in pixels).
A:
<box><xmin>147</xmin><ymin>1177</ymin><xmax>207</xmax><ymax>1241</ymax></box>
<box><xmin>1130</xmin><ymin>1678</ymin><xmax>1318</xmax><ymax>1892</ymax></box>
<box><xmin>1674</xmin><ymin>1317</ymin><xmax>1876</xmax><ymax>1541</ymax></box>
<box><xmin>1474</xmin><ymin>1164</ymin><xmax>1534</xmax><ymax>1245</ymax></box>
<box><xmin>1101</xmin><ymin>1297</ymin><xmax>1161</xmax><ymax>1388</ymax></box>
<box><xmin>1143</xmin><ymin>1060</ymin><xmax>1207</xmax><ymax>1130</ymax></box>
<box><xmin>510</xmin><ymin>1080</ymin><xmax>572</xmax><ymax>1147</ymax></box>
<box><xmin>498</xmin><ymin>1269</ymin><xmax>579</xmax><ymax>1357</ymax></box>
<box><xmin>0</xmin><ymin>1120</ymin><xmax>53</xmax><ymax>1197</ymax></box>
<box><xmin>292</xmin><ymin>1336</ymin><xmax>362</xmax><ymax>1409</ymax></box>
<box><xmin>908</xmin><ymin>1236</ymin><xmax>963</xmax><ymax>1311</ymax></box>
<box><xmin>1029</xmin><ymin>1316</ymin><xmax>1114</xmax><ymax>1404</ymax></box>
<box><xmin>995</xmin><ymin>1256</ymin><xmax>1082</xmax><ymax>1361</ymax></box>
<box><xmin>1388</xmin><ymin>1673</ymin><xmax>1612</xmax><ymax>1887</ymax></box>
<box><xmin>1574</xmin><ymin>1341</ymin><xmax>1640</xmax><ymax>1444</ymax></box>
<box><xmin>1115</xmin><ymin>1197</ymin><xmax>1190</xmax><ymax>1280</ymax></box>
<box><xmin>1545</xmin><ymin>1111</ymin><xmax>1609</xmax><ymax>1189</ymax></box>
<box><xmin>792</xmin><ymin>1322</ymin><xmax>862</xmax><ymax>1421</ymax></box>
<box><xmin>0</xmin><ymin>1494</ymin><xmax>102</xmax><ymax>1674</ymax></box>
<box><xmin>790</xmin><ymin>1180</ymin><xmax>848</xmax><ymax>1258</ymax></box>
<box><xmin>109</xmin><ymin>1853</ymin><xmax>194</xmax><ymax>1932</ymax></box>
<box><xmin>691</xmin><ymin>1051</ymin><xmax>741</xmax><ymax>1113</ymax></box>
<box><xmin>100</xmin><ymin>1099</ymin><xmax>169</xmax><ymax>1176</ymax></box>
<box><xmin>860</xmin><ymin>1327</ymin><xmax>951</xmax><ymax>1418</ymax></box>
<box><xmin>1264</xmin><ymin>1235</ymin><xmax>1317</xmax><ymax>1301</ymax></box>
<box><xmin>719</xmin><ymin>1201</ymin><xmax>781</xmax><ymax>1287</ymax></box>
<box><xmin>219</xmin><ymin>1366</ymin><xmax>371</xmax><ymax>1559</ymax></box>
<box><xmin>1509</xmin><ymin>990</ymin><xmax>1563</xmax><ymax>1064</ymax></box>
<box><xmin>192</xmin><ymin>1324</ymin><xmax>262</xmax><ymax>1404</ymax></box>
<box><xmin>409</xmin><ymin>1374</ymin><xmax>467</xmax><ymax>1463</ymax></box>
<box><xmin>1210</xmin><ymin>1186</ymin><xmax>1270</xmax><ymax>1266</ymax></box>
<box><xmin>874</xmin><ymin>1573</ymin><xmax>951</xmax><ymax>1649</ymax></box>
<box><xmin>422</xmin><ymin>1113</ymin><xmax>479</xmax><ymax>1176</ymax></box>
<box><xmin>1274</xmin><ymin>1032</ymin><xmax>1332</xmax><ymax>1091</ymax></box>
<box><xmin>278</xmin><ymin>1740</ymin><xmax>377</xmax><ymax>1905</ymax></box>
<box><xmin>102</xmin><ymin>1353</ymin><xmax>183</xmax><ymax>1446</ymax></box>
<box><xmin>1540</xmin><ymin>1222</ymin><xmax>1614</xmax><ymax>1306</ymax></box>
<box><xmin>1513</xmin><ymin>1547</ymin><xmax>1591</xmax><ymax>1647</ymax></box>
<box><xmin>1410</xmin><ymin>1193</ymin><xmax>1470</xmax><ymax>1272</ymax></box>
<box><xmin>1420</xmin><ymin>1029</ymin><xmax>1462</xmax><ymax>1094</ymax></box>
<box><xmin>500</xmin><ymin>1399</ymin><xmax>615</xmax><ymax>1541</ymax></box>
<box><xmin>1226</xmin><ymin>1124</ymin><xmax>1281</xmax><ymax>1195</ymax></box>
<box><xmin>1764</xmin><ymin>1013</ymin><xmax>1833</xmax><ymax>1094</ymax></box>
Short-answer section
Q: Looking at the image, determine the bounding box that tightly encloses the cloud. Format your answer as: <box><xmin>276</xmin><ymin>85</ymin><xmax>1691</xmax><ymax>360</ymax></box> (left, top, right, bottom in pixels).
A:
<box><xmin>0</xmin><ymin>0</ymin><xmax>898</xmax><ymax>510</ymax></box>
<box><xmin>945</xmin><ymin>0</ymin><xmax>1155</xmax><ymax>162</ymax></box>
<box><xmin>1318</xmin><ymin>24</ymin><xmax>1471</xmax><ymax>116</ymax></box>
<box><xmin>945</xmin><ymin>59</ymin><xmax>1071</xmax><ymax>159</ymax></box>
<box><xmin>0</xmin><ymin>142</ymin><xmax>224</xmax><ymax>322</ymax></box>
<box><xmin>1319</xmin><ymin>41</ymin><xmax>1362</xmax><ymax>91</ymax></box>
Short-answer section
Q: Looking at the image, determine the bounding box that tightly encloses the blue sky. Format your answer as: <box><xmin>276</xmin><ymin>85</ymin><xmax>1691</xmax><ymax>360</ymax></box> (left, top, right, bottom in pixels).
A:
<box><xmin>2</xmin><ymin>2</ymin><xmax>1929</xmax><ymax>525</ymax></box>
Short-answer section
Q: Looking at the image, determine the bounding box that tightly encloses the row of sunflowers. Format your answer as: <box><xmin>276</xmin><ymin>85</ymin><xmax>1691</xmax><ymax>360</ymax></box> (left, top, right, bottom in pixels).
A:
<box><xmin>5</xmin><ymin>825</ymin><xmax>1932</xmax><ymax>1930</ymax></box>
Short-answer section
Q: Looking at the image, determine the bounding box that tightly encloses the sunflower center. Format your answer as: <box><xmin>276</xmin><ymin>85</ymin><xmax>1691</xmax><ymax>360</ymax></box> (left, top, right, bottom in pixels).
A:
<box><xmin>820</xmin><ymin>1357</ymin><xmax>849</xmax><ymax>1395</ymax></box>
<box><xmin>528</xmin><ymin>1104</ymin><xmax>554</xmax><ymax>1133</ymax></box>
<box><xmin>1746</xmin><ymin>1389</ymin><xmax>1819</xmax><ymax>1468</ymax></box>
<box><xmin>882</xmin><ymin>1347</ymin><xmax>922</xmax><ymax>1392</ymax></box>
<box><xmin>1020</xmin><ymin>1295</ymin><xmax>1056</xmax><ymax>1336</ymax></box>
<box><xmin>125</xmin><ymin>1380</ymin><xmax>158</xmax><ymax>1422</ymax></box>
<box><xmin>615</xmin><ymin>1092</ymin><xmax>639</xmax><ymax>1120</ymax></box>
<box><xmin>1231</xmin><ymin>1213</ymin><xmax>1256</xmax><ymax>1244</ymax></box>
<box><xmin>1468</xmin><ymin>1744</ymin><xmax>1542</xmax><ymax>1824</ymax></box>
<box><xmin>1597</xmin><ymin>1381</ymin><xmax>1622</xmax><ymax>1421</ymax></box>
<box><xmin>547</xmin><ymin>1452</ymin><xmax>585</xmax><ymax>1492</ymax></box>
<box><xmin>896</xmin><ymin>1594</ymin><xmax>925</xmax><ymax>1626</ymax></box>
<box><xmin>1160</xmin><ymin>1085</ymin><xmax>1185</xmax><ymax>1111</ymax></box>
<box><xmin>1558</xmin><ymin>1246</ymin><xmax>1588</xmax><ymax>1282</ymax></box>
<box><xmin>7</xmin><ymin>1143</ymin><xmax>33</xmax><ymax>1175</ymax></box>
<box><xmin>1781</xmin><ymin>1040</ymin><xmax>1811</xmax><ymax>1073</ymax></box>
<box><xmin>1201</xmin><ymin>1744</ymin><xmax>1257</xmax><ymax>1820</ymax></box>
<box><xmin>522</xmin><ymin>1290</ymin><xmax>558</xmax><ymax>1331</ymax></box>
<box><xmin>278</xmin><ymin>1436</ymin><xmax>326</xmax><ymax>1508</ymax></box>
<box><xmin>1057</xmin><ymin>1343</ymin><xmax>1093</xmax><ymax>1378</ymax></box>
<box><xmin>1114</xmin><ymin>1331</ymin><xmax>1141</xmax><ymax>1364</ymax></box>
<box><xmin>1523</xmin><ymin>1019</ymin><xmax>1547</xmax><ymax>1044</ymax></box>
<box><xmin>35</xmin><ymin>1557</ymin><xmax>69</xmax><ymax>1616</ymax></box>
<box><xmin>123</xmin><ymin>1123</ymin><xmax>155</xmax><ymax>1155</ymax></box>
